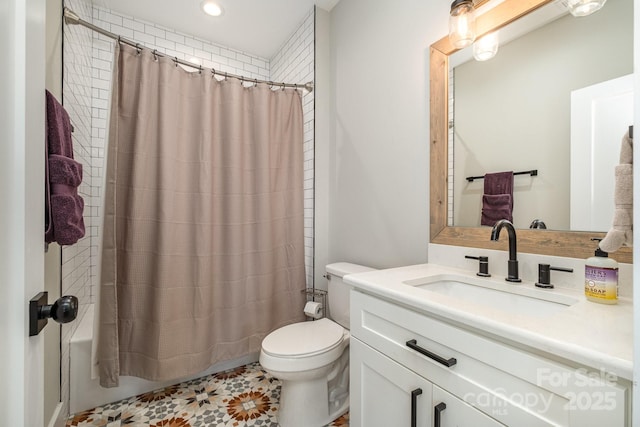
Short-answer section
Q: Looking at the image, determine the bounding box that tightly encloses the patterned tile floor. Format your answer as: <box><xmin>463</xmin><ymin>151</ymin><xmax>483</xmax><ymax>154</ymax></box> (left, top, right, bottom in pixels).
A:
<box><xmin>66</xmin><ymin>362</ymin><xmax>349</xmax><ymax>427</ymax></box>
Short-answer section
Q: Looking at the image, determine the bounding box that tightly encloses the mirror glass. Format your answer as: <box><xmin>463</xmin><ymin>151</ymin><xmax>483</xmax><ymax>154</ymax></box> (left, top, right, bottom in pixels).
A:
<box><xmin>448</xmin><ymin>0</ymin><xmax>633</xmax><ymax>232</ymax></box>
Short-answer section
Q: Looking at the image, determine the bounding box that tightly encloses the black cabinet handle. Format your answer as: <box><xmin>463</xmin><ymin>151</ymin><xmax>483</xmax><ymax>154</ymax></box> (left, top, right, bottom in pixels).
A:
<box><xmin>434</xmin><ymin>402</ymin><xmax>447</xmax><ymax>427</ymax></box>
<box><xmin>406</xmin><ymin>339</ymin><xmax>457</xmax><ymax>367</ymax></box>
<box><xmin>411</xmin><ymin>388</ymin><xmax>422</xmax><ymax>427</ymax></box>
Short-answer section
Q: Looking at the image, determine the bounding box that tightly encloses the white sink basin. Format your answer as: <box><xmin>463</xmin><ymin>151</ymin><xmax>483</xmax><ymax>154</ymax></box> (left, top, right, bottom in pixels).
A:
<box><xmin>403</xmin><ymin>274</ymin><xmax>579</xmax><ymax>317</ymax></box>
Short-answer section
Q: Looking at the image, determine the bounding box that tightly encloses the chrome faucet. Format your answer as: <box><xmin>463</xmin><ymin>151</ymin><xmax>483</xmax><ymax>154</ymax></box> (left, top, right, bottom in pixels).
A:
<box><xmin>490</xmin><ymin>219</ymin><xmax>521</xmax><ymax>282</ymax></box>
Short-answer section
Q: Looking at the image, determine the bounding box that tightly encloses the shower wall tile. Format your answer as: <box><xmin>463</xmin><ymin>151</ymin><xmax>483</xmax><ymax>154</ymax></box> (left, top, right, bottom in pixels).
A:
<box><xmin>270</xmin><ymin>7</ymin><xmax>316</xmax><ymax>287</ymax></box>
<box><xmin>91</xmin><ymin>8</ymin><xmax>272</xmax><ymax>80</ymax></box>
<box><xmin>62</xmin><ymin>0</ymin><xmax>94</xmax><ymax>419</ymax></box>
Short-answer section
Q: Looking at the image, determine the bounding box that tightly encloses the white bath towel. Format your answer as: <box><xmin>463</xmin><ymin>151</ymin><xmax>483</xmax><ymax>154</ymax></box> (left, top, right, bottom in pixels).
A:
<box><xmin>600</xmin><ymin>130</ymin><xmax>633</xmax><ymax>253</ymax></box>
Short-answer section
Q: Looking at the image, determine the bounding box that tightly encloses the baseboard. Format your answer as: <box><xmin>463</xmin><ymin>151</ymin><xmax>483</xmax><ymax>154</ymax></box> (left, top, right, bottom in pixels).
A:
<box><xmin>47</xmin><ymin>402</ymin><xmax>65</xmax><ymax>427</ymax></box>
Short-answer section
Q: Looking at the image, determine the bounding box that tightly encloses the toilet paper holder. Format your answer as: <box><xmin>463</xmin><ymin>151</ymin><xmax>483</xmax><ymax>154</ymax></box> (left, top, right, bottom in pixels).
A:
<box><xmin>302</xmin><ymin>288</ymin><xmax>327</xmax><ymax>319</ymax></box>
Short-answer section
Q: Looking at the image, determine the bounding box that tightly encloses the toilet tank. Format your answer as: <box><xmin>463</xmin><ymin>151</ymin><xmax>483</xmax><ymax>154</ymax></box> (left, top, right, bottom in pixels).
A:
<box><xmin>325</xmin><ymin>262</ymin><xmax>376</xmax><ymax>329</ymax></box>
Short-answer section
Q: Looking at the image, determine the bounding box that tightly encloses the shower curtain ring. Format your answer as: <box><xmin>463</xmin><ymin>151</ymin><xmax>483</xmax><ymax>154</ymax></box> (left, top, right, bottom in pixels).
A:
<box><xmin>254</xmin><ymin>78</ymin><xmax>258</xmax><ymax>87</ymax></box>
<box><xmin>198</xmin><ymin>65</ymin><xmax>203</xmax><ymax>74</ymax></box>
<box><xmin>211</xmin><ymin>68</ymin><xmax>216</xmax><ymax>78</ymax></box>
<box><xmin>152</xmin><ymin>49</ymin><xmax>158</xmax><ymax>61</ymax></box>
<box><xmin>174</xmin><ymin>57</ymin><xmax>179</xmax><ymax>67</ymax></box>
<box><xmin>135</xmin><ymin>43</ymin><xmax>142</xmax><ymax>55</ymax></box>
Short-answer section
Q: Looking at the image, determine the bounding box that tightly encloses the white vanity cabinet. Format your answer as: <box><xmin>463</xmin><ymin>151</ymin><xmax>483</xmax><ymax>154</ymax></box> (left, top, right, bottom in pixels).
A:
<box><xmin>350</xmin><ymin>290</ymin><xmax>630</xmax><ymax>427</ymax></box>
<box><xmin>351</xmin><ymin>338</ymin><xmax>433</xmax><ymax>426</ymax></box>
<box><xmin>351</xmin><ymin>338</ymin><xmax>504</xmax><ymax>427</ymax></box>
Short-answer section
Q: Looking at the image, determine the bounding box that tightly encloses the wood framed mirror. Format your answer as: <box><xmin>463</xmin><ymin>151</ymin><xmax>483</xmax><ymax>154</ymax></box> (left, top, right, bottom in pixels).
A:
<box><xmin>429</xmin><ymin>0</ymin><xmax>632</xmax><ymax>263</ymax></box>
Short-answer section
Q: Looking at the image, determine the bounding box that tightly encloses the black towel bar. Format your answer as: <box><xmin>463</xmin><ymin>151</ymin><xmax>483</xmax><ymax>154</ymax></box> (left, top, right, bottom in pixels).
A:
<box><xmin>466</xmin><ymin>169</ymin><xmax>538</xmax><ymax>183</ymax></box>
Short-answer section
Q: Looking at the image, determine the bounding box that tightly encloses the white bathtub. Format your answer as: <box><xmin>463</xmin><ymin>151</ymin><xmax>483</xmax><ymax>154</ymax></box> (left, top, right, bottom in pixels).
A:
<box><xmin>69</xmin><ymin>304</ymin><xmax>258</xmax><ymax>414</ymax></box>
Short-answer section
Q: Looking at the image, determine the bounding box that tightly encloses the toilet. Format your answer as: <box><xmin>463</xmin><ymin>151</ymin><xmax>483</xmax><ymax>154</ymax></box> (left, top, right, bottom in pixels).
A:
<box><xmin>259</xmin><ymin>262</ymin><xmax>375</xmax><ymax>427</ymax></box>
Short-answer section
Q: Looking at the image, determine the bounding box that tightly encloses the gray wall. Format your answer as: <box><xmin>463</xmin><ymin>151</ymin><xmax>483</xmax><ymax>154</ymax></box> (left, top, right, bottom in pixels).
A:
<box><xmin>322</xmin><ymin>0</ymin><xmax>447</xmax><ymax>269</ymax></box>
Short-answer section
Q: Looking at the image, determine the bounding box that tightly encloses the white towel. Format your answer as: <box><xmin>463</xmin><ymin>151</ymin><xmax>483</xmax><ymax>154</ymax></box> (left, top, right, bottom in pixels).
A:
<box><xmin>600</xmin><ymin>130</ymin><xmax>633</xmax><ymax>253</ymax></box>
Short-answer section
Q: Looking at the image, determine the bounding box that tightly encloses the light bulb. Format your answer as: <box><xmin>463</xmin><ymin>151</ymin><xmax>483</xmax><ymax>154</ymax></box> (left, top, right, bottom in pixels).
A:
<box><xmin>201</xmin><ymin>1</ymin><xmax>224</xmax><ymax>17</ymax></box>
<box><xmin>567</xmin><ymin>0</ymin><xmax>607</xmax><ymax>17</ymax></box>
<box><xmin>449</xmin><ymin>0</ymin><xmax>476</xmax><ymax>49</ymax></box>
<box><xmin>473</xmin><ymin>31</ymin><xmax>499</xmax><ymax>61</ymax></box>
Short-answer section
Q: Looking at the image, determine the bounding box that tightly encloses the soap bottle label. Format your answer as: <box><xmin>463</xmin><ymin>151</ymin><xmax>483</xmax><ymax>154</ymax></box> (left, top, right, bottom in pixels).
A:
<box><xmin>584</xmin><ymin>266</ymin><xmax>618</xmax><ymax>301</ymax></box>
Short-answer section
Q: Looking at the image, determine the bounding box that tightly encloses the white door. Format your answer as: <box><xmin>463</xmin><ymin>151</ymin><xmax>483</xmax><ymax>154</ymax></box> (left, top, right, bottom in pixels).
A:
<box><xmin>350</xmin><ymin>338</ymin><xmax>433</xmax><ymax>427</ymax></box>
<box><xmin>0</xmin><ymin>0</ymin><xmax>47</xmax><ymax>426</ymax></box>
<box><xmin>570</xmin><ymin>74</ymin><xmax>634</xmax><ymax>232</ymax></box>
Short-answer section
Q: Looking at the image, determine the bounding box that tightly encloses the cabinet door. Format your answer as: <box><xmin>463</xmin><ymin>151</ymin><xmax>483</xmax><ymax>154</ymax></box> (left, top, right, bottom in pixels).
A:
<box><xmin>351</xmin><ymin>338</ymin><xmax>433</xmax><ymax>427</ymax></box>
<box><xmin>432</xmin><ymin>386</ymin><xmax>506</xmax><ymax>427</ymax></box>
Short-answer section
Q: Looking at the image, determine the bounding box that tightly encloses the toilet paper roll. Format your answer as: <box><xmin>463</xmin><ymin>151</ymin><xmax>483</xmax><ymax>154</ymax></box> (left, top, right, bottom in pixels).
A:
<box><xmin>304</xmin><ymin>301</ymin><xmax>323</xmax><ymax>319</ymax></box>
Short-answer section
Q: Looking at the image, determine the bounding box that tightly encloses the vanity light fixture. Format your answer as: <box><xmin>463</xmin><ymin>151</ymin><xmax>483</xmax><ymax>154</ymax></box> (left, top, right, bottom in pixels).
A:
<box><xmin>449</xmin><ymin>0</ymin><xmax>477</xmax><ymax>49</ymax></box>
<box><xmin>201</xmin><ymin>1</ymin><xmax>224</xmax><ymax>17</ymax></box>
<box><xmin>473</xmin><ymin>31</ymin><xmax>499</xmax><ymax>61</ymax></box>
<box><xmin>567</xmin><ymin>0</ymin><xmax>607</xmax><ymax>17</ymax></box>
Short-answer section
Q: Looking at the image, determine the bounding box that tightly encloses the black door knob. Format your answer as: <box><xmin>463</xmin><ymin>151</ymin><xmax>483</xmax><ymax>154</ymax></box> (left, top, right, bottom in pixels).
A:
<box><xmin>40</xmin><ymin>295</ymin><xmax>78</xmax><ymax>324</ymax></box>
<box><xmin>29</xmin><ymin>292</ymin><xmax>79</xmax><ymax>336</ymax></box>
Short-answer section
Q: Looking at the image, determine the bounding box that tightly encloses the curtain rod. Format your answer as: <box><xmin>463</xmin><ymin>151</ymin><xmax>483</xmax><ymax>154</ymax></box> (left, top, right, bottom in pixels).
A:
<box><xmin>63</xmin><ymin>7</ymin><xmax>314</xmax><ymax>93</ymax></box>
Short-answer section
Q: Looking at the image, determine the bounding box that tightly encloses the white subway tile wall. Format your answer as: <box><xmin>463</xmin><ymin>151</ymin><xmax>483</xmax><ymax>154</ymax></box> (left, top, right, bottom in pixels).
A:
<box><xmin>62</xmin><ymin>0</ymin><xmax>94</xmax><ymax>418</ymax></box>
<box><xmin>270</xmin><ymin>7</ymin><xmax>315</xmax><ymax>286</ymax></box>
<box><xmin>62</xmin><ymin>2</ymin><xmax>315</xmax><ymax>417</ymax></box>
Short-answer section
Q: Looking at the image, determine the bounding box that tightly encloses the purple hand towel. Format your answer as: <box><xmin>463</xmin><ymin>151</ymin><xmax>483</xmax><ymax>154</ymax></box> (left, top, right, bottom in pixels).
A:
<box><xmin>481</xmin><ymin>194</ymin><xmax>513</xmax><ymax>225</ymax></box>
<box><xmin>46</xmin><ymin>90</ymin><xmax>74</xmax><ymax>158</ymax></box>
<box><xmin>45</xmin><ymin>90</ymin><xmax>86</xmax><ymax>245</ymax></box>
<box><xmin>50</xmin><ymin>193</ymin><xmax>85</xmax><ymax>245</ymax></box>
<box><xmin>480</xmin><ymin>171</ymin><xmax>514</xmax><ymax>226</ymax></box>
<box><xmin>49</xmin><ymin>155</ymin><xmax>83</xmax><ymax>187</ymax></box>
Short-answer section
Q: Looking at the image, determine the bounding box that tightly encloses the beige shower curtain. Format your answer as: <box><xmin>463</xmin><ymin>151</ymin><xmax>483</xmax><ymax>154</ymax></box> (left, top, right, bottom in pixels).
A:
<box><xmin>99</xmin><ymin>43</ymin><xmax>306</xmax><ymax>388</ymax></box>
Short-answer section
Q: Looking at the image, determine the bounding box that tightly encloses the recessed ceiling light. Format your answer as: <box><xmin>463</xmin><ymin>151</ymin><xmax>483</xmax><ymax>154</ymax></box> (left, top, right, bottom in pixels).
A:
<box><xmin>201</xmin><ymin>1</ymin><xmax>224</xmax><ymax>17</ymax></box>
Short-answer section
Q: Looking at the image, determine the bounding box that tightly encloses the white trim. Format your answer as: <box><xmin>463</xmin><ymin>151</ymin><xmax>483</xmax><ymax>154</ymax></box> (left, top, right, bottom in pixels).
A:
<box><xmin>632</xmin><ymin>0</ymin><xmax>639</xmax><ymax>424</ymax></box>
<box><xmin>47</xmin><ymin>402</ymin><xmax>65</xmax><ymax>427</ymax></box>
<box><xmin>0</xmin><ymin>0</ymin><xmax>47</xmax><ymax>425</ymax></box>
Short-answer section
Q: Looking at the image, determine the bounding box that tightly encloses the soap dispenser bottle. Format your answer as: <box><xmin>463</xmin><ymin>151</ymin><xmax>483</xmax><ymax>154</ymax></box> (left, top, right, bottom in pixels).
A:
<box><xmin>584</xmin><ymin>238</ymin><xmax>618</xmax><ymax>304</ymax></box>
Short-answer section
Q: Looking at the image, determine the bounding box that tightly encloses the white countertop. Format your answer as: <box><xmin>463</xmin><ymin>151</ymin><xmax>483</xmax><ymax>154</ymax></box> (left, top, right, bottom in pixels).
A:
<box><xmin>345</xmin><ymin>263</ymin><xmax>633</xmax><ymax>381</ymax></box>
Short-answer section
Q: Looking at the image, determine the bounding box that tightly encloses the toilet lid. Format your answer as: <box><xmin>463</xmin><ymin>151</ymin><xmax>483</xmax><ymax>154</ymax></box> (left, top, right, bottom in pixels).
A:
<box><xmin>262</xmin><ymin>318</ymin><xmax>345</xmax><ymax>358</ymax></box>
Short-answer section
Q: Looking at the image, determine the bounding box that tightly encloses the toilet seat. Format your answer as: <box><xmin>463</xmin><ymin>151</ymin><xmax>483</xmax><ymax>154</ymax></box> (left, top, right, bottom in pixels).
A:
<box><xmin>262</xmin><ymin>318</ymin><xmax>344</xmax><ymax>358</ymax></box>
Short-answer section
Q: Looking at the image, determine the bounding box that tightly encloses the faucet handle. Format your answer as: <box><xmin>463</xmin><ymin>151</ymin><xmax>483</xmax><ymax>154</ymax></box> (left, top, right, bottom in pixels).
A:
<box><xmin>535</xmin><ymin>264</ymin><xmax>574</xmax><ymax>289</ymax></box>
<box><xmin>465</xmin><ymin>255</ymin><xmax>491</xmax><ymax>277</ymax></box>
<box><xmin>529</xmin><ymin>219</ymin><xmax>547</xmax><ymax>229</ymax></box>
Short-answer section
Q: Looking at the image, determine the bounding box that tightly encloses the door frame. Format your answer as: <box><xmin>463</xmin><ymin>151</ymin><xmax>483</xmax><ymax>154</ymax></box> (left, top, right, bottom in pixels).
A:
<box><xmin>570</xmin><ymin>74</ymin><xmax>635</xmax><ymax>231</ymax></box>
<box><xmin>0</xmin><ymin>0</ymin><xmax>47</xmax><ymax>426</ymax></box>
